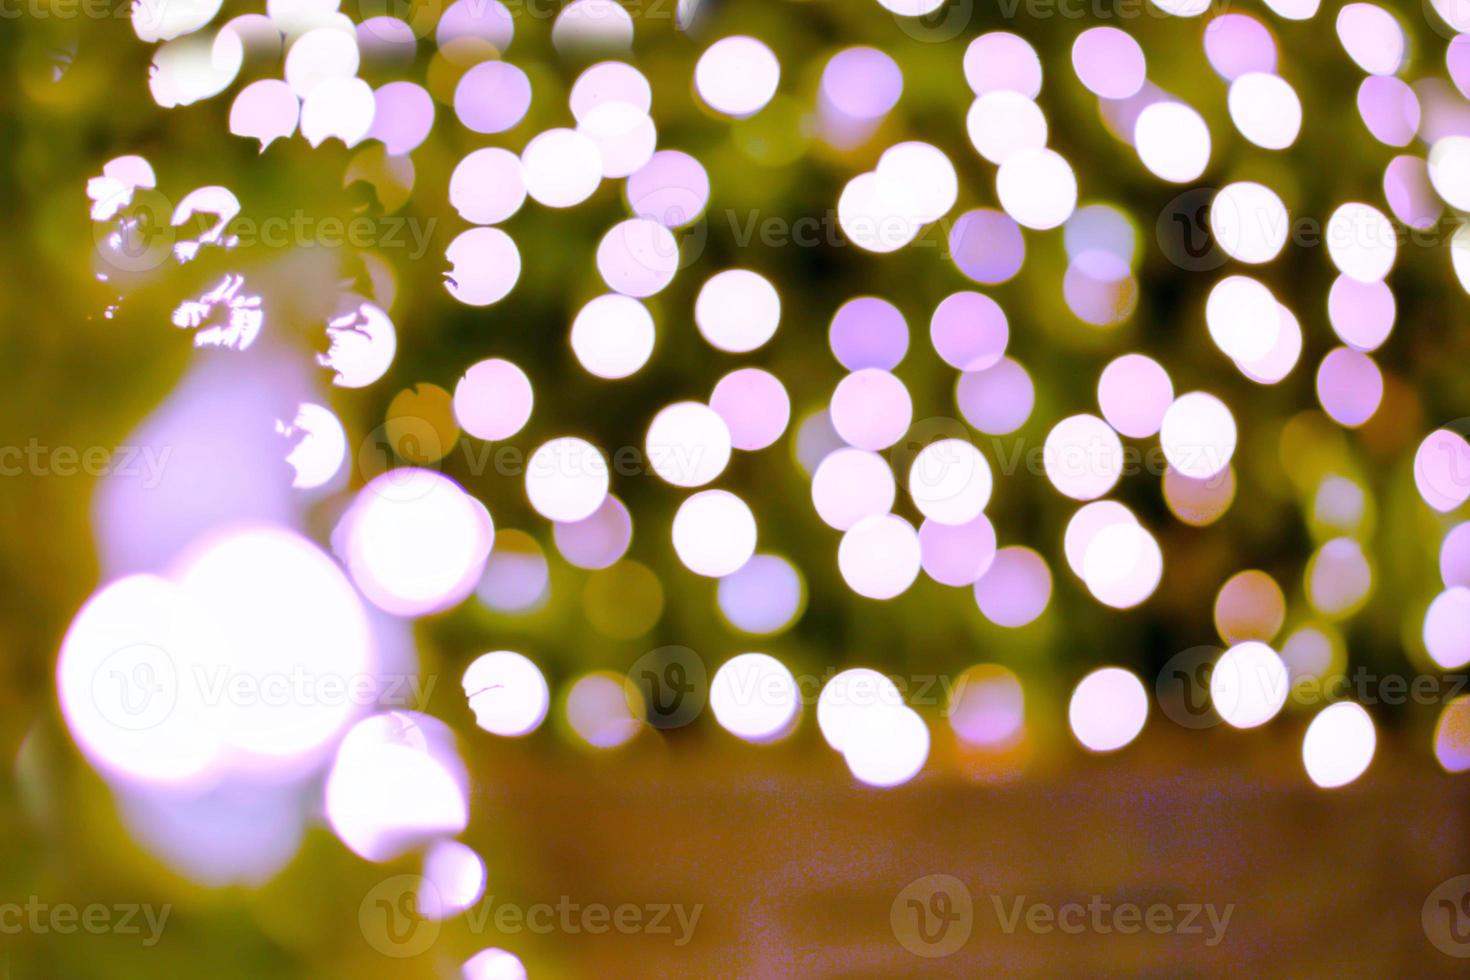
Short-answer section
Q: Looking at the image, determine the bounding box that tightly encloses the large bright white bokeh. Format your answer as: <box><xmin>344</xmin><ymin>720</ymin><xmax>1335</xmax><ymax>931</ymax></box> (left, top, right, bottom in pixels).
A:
<box><xmin>1043</xmin><ymin>414</ymin><xmax>1124</xmax><ymax>501</ymax></box>
<box><xmin>461</xmin><ymin>651</ymin><xmax>549</xmax><ymax>737</ymax></box>
<box><xmin>1302</xmin><ymin>702</ymin><xmax>1375</xmax><ymax>788</ymax></box>
<box><xmin>695</xmin><ymin>36</ymin><xmax>779</xmax><ymax>116</ymax></box>
<box><xmin>1068</xmin><ymin>667</ymin><xmax>1148</xmax><ymax>752</ymax></box>
<box><xmin>695</xmin><ymin>269</ymin><xmax>780</xmax><ymax>352</ymax></box>
<box><xmin>525</xmin><ymin>437</ymin><xmax>610</xmax><ymax>522</ymax></box>
<box><xmin>340</xmin><ymin>470</ymin><xmax>495</xmax><ymax>618</ymax></box>
<box><xmin>1134</xmin><ymin>102</ymin><xmax>1210</xmax><ymax>182</ymax></box>
<box><xmin>908</xmin><ymin>438</ymin><xmax>993</xmax><ymax>525</ymax></box>
<box><xmin>1161</xmin><ymin>392</ymin><xmax>1237</xmax><ymax>480</ymax></box>
<box><xmin>1210</xmin><ymin>641</ymin><xmax>1289</xmax><ymax>729</ymax></box>
<box><xmin>838</xmin><ymin>513</ymin><xmax>921</xmax><ymax>600</ymax></box>
<box><xmin>709</xmin><ymin>652</ymin><xmax>799</xmax><ymax>742</ymax></box>
<box><xmin>570</xmin><ymin>294</ymin><xmax>655</xmax><ymax>379</ymax></box>
<box><xmin>645</xmin><ymin>401</ymin><xmax>732</xmax><ymax>487</ymax></box>
<box><xmin>672</xmin><ymin>490</ymin><xmax>757</xmax><ymax>577</ymax></box>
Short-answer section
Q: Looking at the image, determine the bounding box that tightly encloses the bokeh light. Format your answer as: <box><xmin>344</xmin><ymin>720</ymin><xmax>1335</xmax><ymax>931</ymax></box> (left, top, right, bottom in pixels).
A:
<box><xmin>1210</xmin><ymin>641</ymin><xmax>1289</xmax><ymax>729</ymax></box>
<box><xmin>525</xmin><ymin>436</ymin><xmax>610</xmax><ymax>523</ymax></box>
<box><xmin>672</xmin><ymin>490</ymin><xmax>757</xmax><ymax>577</ymax></box>
<box><xmin>974</xmin><ymin>546</ymin><xmax>1051</xmax><ymax>628</ymax></box>
<box><xmin>1068</xmin><ymin>668</ymin><xmax>1147</xmax><ymax>752</ymax></box>
<box><xmin>462</xmin><ymin>651</ymin><xmax>549</xmax><ymax>737</ymax></box>
<box><xmin>829</xmin><ymin>369</ymin><xmax>912</xmax><ymax>451</ymax></box>
<box><xmin>338</xmin><ymin>470</ymin><xmax>495</xmax><ymax>618</ymax></box>
<box><xmin>695</xmin><ymin>269</ymin><xmax>781</xmax><ymax>353</ymax></box>
<box><xmin>710</xmin><ymin>368</ymin><xmax>790</xmax><ymax>452</ymax></box>
<box><xmin>695</xmin><ymin>36</ymin><xmax>780</xmax><ymax>117</ymax></box>
<box><xmin>709</xmin><ymin>653</ymin><xmax>799</xmax><ymax>743</ymax></box>
<box><xmin>839</xmin><ymin>514</ymin><xmax>921</xmax><ymax>600</ymax></box>
<box><xmin>1302</xmin><ymin>702</ymin><xmax>1376</xmax><ymax>789</ymax></box>
<box><xmin>717</xmin><ymin>554</ymin><xmax>805</xmax><ymax>634</ymax></box>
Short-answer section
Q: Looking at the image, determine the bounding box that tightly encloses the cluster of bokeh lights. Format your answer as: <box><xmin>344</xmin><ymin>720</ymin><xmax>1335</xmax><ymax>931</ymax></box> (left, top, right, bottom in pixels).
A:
<box><xmin>54</xmin><ymin>0</ymin><xmax>1470</xmax><ymax>966</ymax></box>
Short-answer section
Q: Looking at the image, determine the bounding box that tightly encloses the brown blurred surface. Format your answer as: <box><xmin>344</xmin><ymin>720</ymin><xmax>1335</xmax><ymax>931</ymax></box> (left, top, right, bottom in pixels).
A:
<box><xmin>6</xmin><ymin>702</ymin><xmax>1470</xmax><ymax>977</ymax></box>
<box><xmin>411</xmin><ymin>726</ymin><xmax>1470</xmax><ymax>977</ymax></box>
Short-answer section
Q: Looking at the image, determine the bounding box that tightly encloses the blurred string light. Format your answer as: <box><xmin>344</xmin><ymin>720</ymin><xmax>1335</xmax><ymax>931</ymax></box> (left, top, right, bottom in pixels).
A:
<box><xmin>463</xmin><ymin>948</ymin><xmax>528</xmax><ymax>980</ymax></box>
<box><xmin>325</xmin><ymin>712</ymin><xmax>470</xmax><ymax>862</ymax></box>
<box><xmin>553</xmin><ymin>495</ymin><xmax>633</xmax><ymax>570</ymax></box>
<box><xmin>695</xmin><ymin>269</ymin><xmax>781</xmax><ymax>353</ymax></box>
<box><xmin>1434</xmin><ymin>697</ymin><xmax>1470</xmax><ymax>773</ymax></box>
<box><xmin>571</xmin><ymin>293</ymin><xmax>656</xmax><ymax>379</ymax></box>
<box><xmin>1214</xmin><ymin>570</ymin><xmax>1286</xmax><ymax>645</ymax></box>
<box><xmin>336</xmin><ymin>469</ymin><xmax>495</xmax><ymax>617</ymax></box>
<box><xmin>475</xmin><ymin>530</ymin><xmax>549</xmax><ymax>614</ymax></box>
<box><xmin>1302</xmin><ymin>702</ymin><xmax>1377</xmax><ymax>789</ymax></box>
<box><xmin>920</xmin><ymin>514</ymin><xmax>997</xmax><ymax>587</ymax></box>
<box><xmin>1069</xmin><ymin>668</ymin><xmax>1148</xmax><ymax>753</ymax></box>
<box><xmin>1210</xmin><ymin>642</ymin><xmax>1290</xmax><ymax>729</ymax></box>
<box><xmin>947</xmin><ymin>665</ymin><xmax>1025</xmax><ymax>749</ymax></box>
<box><xmin>565</xmin><ymin>671</ymin><xmax>643</xmax><ymax>749</ymax></box>
<box><xmin>816</xmin><ymin>668</ymin><xmax>929</xmax><ymax>787</ymax></box>
<box><xmin>277</xmin><ymin>402</ymin><xmax>346</xmax><ymax>491</ymax></box>
<box><xmin>57</xmin><ymin>0</ymin><xmax>1470</xmax><ymax>901</ymax></box>
<box><xmin>461</xmin><ymin>651</ymin><xmax>550</xmax><ymax>737</ymax></box>
<box><xmin>710</xmin><ymin>368</ymin><xmax>791</xmax><ymax>451</ymax></box>
<box><xmin>709</xmin><ymin>653</ymin><xmax>800</xmax><ymax>743</ymax></box>
<box><xmin>717</xmin><ymin>554</ymin><xmax>805</xmax><ymax>634</ymax></box>
<box><xmin>420</xmin><ymin>839</ymin><xmax>487</xmax><ymax>920</ymax></box>
<box><xmin>828</xmin><ymin>297</ymin><xmax>909</xmax><ymax>370</ymax></box>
